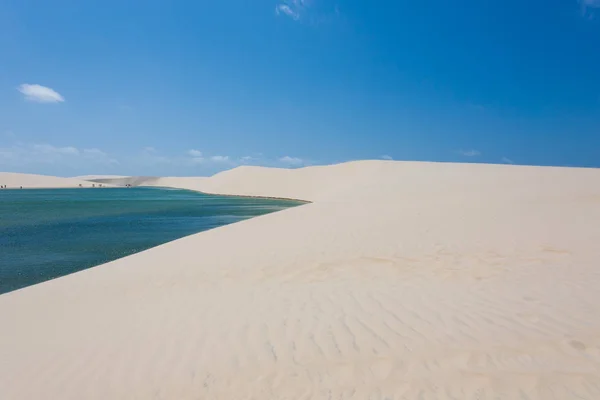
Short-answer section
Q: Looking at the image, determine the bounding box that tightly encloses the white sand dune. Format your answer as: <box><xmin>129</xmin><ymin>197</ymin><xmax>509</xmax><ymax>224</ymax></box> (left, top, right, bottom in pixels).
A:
<box><xmin>0</xmin><ymin>172</ymin><xmax>109</xmax><ymax>188</ymax></box>
<box><xmin>1</xmin><ymin>161</ymin><xmax>600</xmax><ymax>399</ymax></box>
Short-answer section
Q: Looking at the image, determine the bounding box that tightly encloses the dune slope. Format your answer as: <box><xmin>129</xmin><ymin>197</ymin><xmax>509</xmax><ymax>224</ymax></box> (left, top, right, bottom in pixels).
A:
<box><xmin>1</xmin><ymin>161</ymin><xmax>600</xmax><ymax>399</ymax></box>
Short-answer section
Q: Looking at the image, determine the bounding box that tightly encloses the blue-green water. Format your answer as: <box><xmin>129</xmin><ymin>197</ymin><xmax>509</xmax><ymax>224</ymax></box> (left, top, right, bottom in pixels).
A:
<box><xmin>0</xmin><ymin>188</ymin><xmax>301</xmax><ymax>294</ymax></box>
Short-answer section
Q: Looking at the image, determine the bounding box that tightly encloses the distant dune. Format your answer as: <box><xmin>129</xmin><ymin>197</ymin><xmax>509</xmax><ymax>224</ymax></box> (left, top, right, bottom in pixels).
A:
<box><xmin>0</xmin><ymin>172</ymin><xmax>109</xmax><ymax>188</ymax></box>
<box><xmin>72</xmin><ymin>174</ymin><xmax>131</xmax><ymax>181</ymax></box>
<box><xmin>2</xmin><ymin>161</ymin><xmax>600</xmax><ymax>399</ymax></box>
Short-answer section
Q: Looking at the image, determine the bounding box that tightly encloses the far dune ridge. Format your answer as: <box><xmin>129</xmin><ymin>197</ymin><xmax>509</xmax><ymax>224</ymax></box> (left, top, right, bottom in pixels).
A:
<box><xmin>0</xmin><ymin>172</ymin><xmax>108</xmax><ymax>188</ymax></box>
<box><xmin>1</xmin><ymin>160</ymin><xmax>600</xmax><ymax>399</ymax></box>
<box><xmin>72</xmin><ymin>174</ymin><xmax>131</xmax><ymax>181</ymax></box>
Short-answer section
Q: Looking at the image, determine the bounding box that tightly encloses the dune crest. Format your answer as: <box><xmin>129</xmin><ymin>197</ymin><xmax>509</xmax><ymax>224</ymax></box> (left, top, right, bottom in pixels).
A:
<box><xmin>2</xmin><ymin>161</ymin><xmax>600</xmax><ymax>399</ymax></box>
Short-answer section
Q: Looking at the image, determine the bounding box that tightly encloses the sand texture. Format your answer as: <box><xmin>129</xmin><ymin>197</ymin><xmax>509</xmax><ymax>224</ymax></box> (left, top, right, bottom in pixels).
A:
<box><xmin>1</xmin><ymin>161</ymin><xmax>600</xmax><ymax>399</ymax></box>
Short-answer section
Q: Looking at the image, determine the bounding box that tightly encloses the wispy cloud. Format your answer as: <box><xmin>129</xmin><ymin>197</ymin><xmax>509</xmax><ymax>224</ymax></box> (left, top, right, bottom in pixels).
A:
<box><xmin>380</xmin><ymin>155</ymin><xmax>393</xmax><ymax>160</ymax></box>
<box><xmin>0</xmin><ymin>144</ymin><xmax>318</xmax><ymax>174</ymax></box>
<box><xmin>501</xmin><ymin>157</ymin><xmax>514</xmax><ymax>164</ymax></box>
<box><xmin>238</xmin><ymin>154</ymin><xmax>266</xmax><ymax>165</ymax></box>
<box><xmin>0</xmin><ymin>143</ymin><xmax>117</xmax><ymax>166</ymax></box>
<box><xmin>580</xmin><ymin>0</ymin><xmax>600</xmax><ymax>17</ymax></box>
<box><xmin>582</xmin><ymin>0</ymin><xmax>600</xmax><ymax>8</ymax></box>
<box><xmin>18</xmin><ymin>84</ymin><xmax>65</xmax><ymax>103</ymax></box>
<box><xmin>187</xmin><ymin>149</ymin><xmax>203</xmax><ymax>157</ymax></box>
<box><xmin>139</xmin><ymin>150</ymin><xmax>235</xmax><ymax>167</ymax></box>
<box><xmin>186</xmin><ymin>149</ymin><xmax>204</xmax><ymax>164</ymax></box>
<box><xmin>276</xmin><ymin>0</ymin><xmax>309</xmax><ymax>20</ymax></box>
<box><xmin>32</xmin><ymin>144</ymin><xmax>79</xmax><ymax>155</ymax></box>
<box><xmin>459</xmin><ymin>149</ymin><xmax>481</xmax><ymax>157</ymax></box>
<box><xmin>83</xmin><ymin>148</ymin><xmax>110</xmax><ymax>158</ymax></box>
<box><xmin>276</xmin><ymin>4</ymin><xmax>300</xmax><ymax>20</ymax></box>
<box><xmin>279</xmin><ymin>155</ymin><xmax>305</xmax><ymax>166</ymax></box>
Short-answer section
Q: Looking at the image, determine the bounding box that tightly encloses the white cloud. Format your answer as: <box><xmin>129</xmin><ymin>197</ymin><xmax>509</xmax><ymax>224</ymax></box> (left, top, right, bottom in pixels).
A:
<box><xmin>0</xmin><ymin>143</ymin><xmax>116</xmax><ymax>166</ymax></box>
<box><xmin>139</xmin><ymin>151</ymin><xmax>232</xmax><ymax>168</ymax></box>
<box><xmin>61</xmin><ymin>146</ymin><xmax>79</xmax><ymax>155</ymax></box>
<box><xmin>459</xmin><ymin>149</ymin><xmax>481</xmax><ymax>157</ymax></box>
<box><xmin>501</xmin><ymin>157</ymin><xmax>514</xmax><ymax>164</ymax></box>
<box><xmin>238</xmin><ymin>154</ymin><xmax>266</xmax><ymax>165</ymax></box>
<box><xmin>186</xmin><ymin>150</ymin><xmax>204</xmax><ymax>165</ymax></box>
<box><xmin>187</xmin><ymin>149</ymin><xmax>203</xmax><ymax>157</ymax></box>
<box><xmin>279</xmin><ymin>155</ymin><xmax>304</xmax><ymax>166</ymax></box>
<box><xmin>381</xmin><ymin>155</ymin><xmax>393</xmax><ymax>160</ymax></box>
<box><xmin>18</xmin><ymin>84</ymin><xmax>65</xmax><ymax>103</ymax></box>
<box><xmin>276</xmin><ymin>0</ymin><xmax>308</xmax><ymax>20</ymax></box>
<box><xmin>276</xmin><ymin>4</ymin><xmax>300</xmax><ymax>20</ymax></box>
<box><xmin>32</xmin><ymin>144</ymin><xmax>79</xmax><ymax>155</ymax></box>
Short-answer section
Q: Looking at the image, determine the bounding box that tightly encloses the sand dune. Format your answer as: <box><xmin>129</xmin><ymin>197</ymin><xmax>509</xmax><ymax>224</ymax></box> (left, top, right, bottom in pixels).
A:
<box><xmin>0</xmin><ymin>172</ymin><xmax>109</xmax><ymax>189</ymax></box>
<box><xmin>1</xmin><ymin>161</ymin><xmax>600</xmax><ymax>399</ymax></box>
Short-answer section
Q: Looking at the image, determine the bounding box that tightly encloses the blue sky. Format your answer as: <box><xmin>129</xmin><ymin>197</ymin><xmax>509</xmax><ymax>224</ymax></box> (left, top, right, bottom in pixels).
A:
<box><xmin>1</xmin><ymin>0</ymin><xmax>599</xmax><ymax>176</ymax></box>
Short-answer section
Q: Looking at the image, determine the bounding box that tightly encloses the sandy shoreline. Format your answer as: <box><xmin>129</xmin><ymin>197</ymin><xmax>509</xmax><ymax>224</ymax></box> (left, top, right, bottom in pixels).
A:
<box><xmin>1</xmin><ymin>161</ymin><xmax>600</xmax><ymax>399</ymax></box>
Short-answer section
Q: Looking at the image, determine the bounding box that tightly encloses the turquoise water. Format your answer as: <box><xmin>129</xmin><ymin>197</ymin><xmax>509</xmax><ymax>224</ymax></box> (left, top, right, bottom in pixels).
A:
<box><xmin>0</xmin><ymin>188</ymin><xmax>301</xmax><ymax>294</ymax></box>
